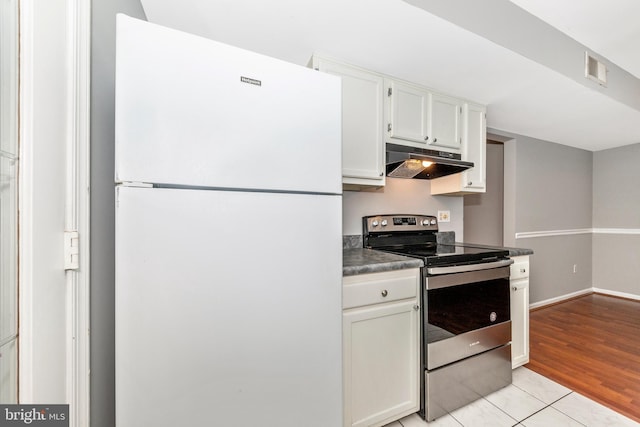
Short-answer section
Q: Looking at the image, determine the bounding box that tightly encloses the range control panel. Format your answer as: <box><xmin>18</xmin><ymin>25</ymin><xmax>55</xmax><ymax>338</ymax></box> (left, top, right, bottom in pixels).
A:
<box><xmin>363</xmin><ymin>214</ymin><xmax>438</xmax><ymax>233</ymax></box>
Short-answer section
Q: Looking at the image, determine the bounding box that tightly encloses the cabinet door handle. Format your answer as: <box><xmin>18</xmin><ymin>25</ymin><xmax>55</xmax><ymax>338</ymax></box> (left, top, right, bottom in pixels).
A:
<box><xmin>467</xmin><ymin>181</ymin><xmax>473</xmax><ymax>186</ymax></box>
<box><xmin>381</xmin><ymin>290</ymin><xmax>388</xmax><ymax>297</ymax></box>
<box><xmin>424</xmin><ymin>136</ymin><xmax>429</xmax><ymax>141</ymax></box>
<box><xmin>433</xmin><ymin>138</ymin><xmax>437</xmax><ymax>142</ymax></box>
<box><xmin>512</xmin><ymin>286</ymin><xmax>518</xmax><ymax>291</ymax></box>
<box><xmin>413</xmin><ymin>304</ymin><xmax>420</xmax><ymax>311</ymax></box>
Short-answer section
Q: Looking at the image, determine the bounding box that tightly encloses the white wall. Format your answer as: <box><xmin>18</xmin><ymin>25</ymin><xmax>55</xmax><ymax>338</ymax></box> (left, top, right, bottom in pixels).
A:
<box><xmin>343</xmin><ymin>177</ymin><xmax>464</xmax><ymax>238</ymax></box>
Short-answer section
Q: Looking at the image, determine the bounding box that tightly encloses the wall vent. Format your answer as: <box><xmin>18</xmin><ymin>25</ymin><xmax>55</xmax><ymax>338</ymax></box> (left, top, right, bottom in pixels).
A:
<box><xmin>585</xmin><ymin>52</ymin><xmax>607</xmax><ymax>86</ymax></box>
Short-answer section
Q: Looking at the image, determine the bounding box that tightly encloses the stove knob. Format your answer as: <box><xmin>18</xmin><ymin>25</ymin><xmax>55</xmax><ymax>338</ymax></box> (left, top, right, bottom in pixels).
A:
<box><xmin>381</xmin><ymin>219</ymin><xmax>388</xmax><ymax>227</ymax></box>
<box><xmin>421</xmin><ymin>219</ymin><xmax>430</xmax><ymax>226</ymax></box>
<box><xmin>372</xmin><ymin>220</ymin><xmax>379</xmax><ymax>227</ymax></box>
<box><xmin>430</xmin><ymin>219</ymin><xmax>437</xmax><ymax>225</ymax></box>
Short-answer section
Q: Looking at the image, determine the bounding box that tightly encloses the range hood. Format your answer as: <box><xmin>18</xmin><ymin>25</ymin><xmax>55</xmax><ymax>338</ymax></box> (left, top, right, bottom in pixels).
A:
<box><xmin>386</xmin><ymin>143</ymin><xmax>474</xmax><ymax>179</ymax></box>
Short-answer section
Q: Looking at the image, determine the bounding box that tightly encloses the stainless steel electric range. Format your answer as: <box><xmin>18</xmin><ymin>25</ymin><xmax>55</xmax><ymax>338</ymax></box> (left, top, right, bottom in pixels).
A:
<box><xmin>363</xmin><ymin>214</ymin><xmax>514</xmax><ymax>421</ymax></box>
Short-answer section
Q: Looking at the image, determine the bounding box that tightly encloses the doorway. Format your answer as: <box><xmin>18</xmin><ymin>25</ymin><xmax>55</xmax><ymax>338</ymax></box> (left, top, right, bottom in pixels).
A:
<box><xmin>463</xmin><ymin>141</ymin><xmax>504</xmax><ymax>246</ymax></box>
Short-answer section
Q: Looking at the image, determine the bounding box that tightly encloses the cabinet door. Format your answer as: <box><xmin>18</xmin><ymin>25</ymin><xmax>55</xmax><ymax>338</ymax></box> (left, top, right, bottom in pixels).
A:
<box><xmin>461</xmin><ymin>103</ymin><xmax>486</xmax><ymax>191</ymax></box>
<box><xmin>343</xmin><ymin>300</ymin><xmax>420</xmax><ymax>427</ymax></box>
<box><xmin>429</xmin><ymin>93</ymin><xmax>462</xmax><ymax>151</ymax></box>
<box><xmin>510</xmin><ymin>256</ymin><xmax>530</xmax><ymax>368</ymax></box>
<box><xmin>430</xmin><ymin>102</ymin><xmax>487</xmax><ymax>195</ymax></box>
<box><xmin>314</xmin><ymin>58</ymin><xmax>385</xmax><ymax>186</ymax></box>
<box><xmin>510</xmin><ymin>279</ymin><xmax>529</xmax><ymax>368</ymax></box>
<box><xmin>387</xmin><ymin>80</ymin><xmax>429</xmax><ymax>145</ymax></box>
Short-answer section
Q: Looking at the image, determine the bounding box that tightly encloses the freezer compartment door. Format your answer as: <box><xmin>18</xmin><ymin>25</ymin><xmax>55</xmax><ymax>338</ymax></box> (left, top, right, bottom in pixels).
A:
<box><xmin>115</xmin><ymin>15</ymin><xmax>341</xmax><ymax>194</ymax></box>
<box><xmin>115</xmin><ymin>186</ymin><xmax>342</xmax><ymax>427</ymax></box>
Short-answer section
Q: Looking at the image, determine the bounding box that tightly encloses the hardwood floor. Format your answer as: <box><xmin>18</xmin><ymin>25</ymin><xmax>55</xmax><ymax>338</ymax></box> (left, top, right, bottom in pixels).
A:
<box><xmin>526</xmin><ymin>293</ymin><xmax>640</xmax><ymax>423</ymax></box>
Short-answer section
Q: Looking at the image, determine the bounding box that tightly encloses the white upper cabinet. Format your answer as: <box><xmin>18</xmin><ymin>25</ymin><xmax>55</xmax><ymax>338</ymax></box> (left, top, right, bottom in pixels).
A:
<box><xmin>430</xmin><ymin>93</ymin><xmax>463</xmax><ymax>151</ymax></box>
<box><xmin>311</xmin><ymin>56</ymin><xmax>385</xmax><ymax>188</ymax></box>
<box><xmin>385</xmin><ymin>79</ymin><xmax>462</xmax><ymax>154</ymax></box>
<box><xmin>311</xmin><ymin>55</ymin><xmax>486</xmax><ymax>192</ymax></box>
<box><xmin>462</xmin><ymin>102</ymin><xmax>487</xmax><ymax>190</ymax></box>
<box><xmin>431</xmin><ymin>102</ymin><xmax>487</xmax><ymax>195</ymax></box>
<box><xmin>386</xmin><ymin>79</ymin><xmax>430</xmax><ymax>145</ymax></box>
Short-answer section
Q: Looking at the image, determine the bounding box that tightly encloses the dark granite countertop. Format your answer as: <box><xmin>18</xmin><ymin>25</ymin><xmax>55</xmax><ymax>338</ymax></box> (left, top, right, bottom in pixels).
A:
<box><xmin>343</xmin><ymin>248</ymin><xmax>423</xmax><ymax>277</ymax></box>
<box><xmin>456</xmin><ymin>242</ymin><xmax>534</xmax><ymax>257</ymax></box>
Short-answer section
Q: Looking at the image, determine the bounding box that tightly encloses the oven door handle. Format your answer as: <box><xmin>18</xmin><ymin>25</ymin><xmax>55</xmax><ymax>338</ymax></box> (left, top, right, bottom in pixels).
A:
<box><xmin>427</xmin><ymin>259</ymin><xmax>514</xmax><ymax>275</ymax></box>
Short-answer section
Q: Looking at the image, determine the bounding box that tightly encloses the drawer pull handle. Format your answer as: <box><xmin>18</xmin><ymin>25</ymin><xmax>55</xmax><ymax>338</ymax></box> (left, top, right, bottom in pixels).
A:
<box><xmin>381</xmin><ymin>290</ymin><xmax>388</xmax><ymax>297</ymax></box>
<box><xmin>520</xmin><ymin>268</ymin><xmax>526</xmax><ymax>273</ymax></box>
<box><xmin>414</xmin><ymin>304</ymin><xmax>420</xmax><ymax>311</ymax></box>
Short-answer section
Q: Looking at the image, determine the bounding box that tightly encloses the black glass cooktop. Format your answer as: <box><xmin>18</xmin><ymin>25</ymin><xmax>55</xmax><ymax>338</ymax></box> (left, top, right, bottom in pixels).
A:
<box><xmin>376</xmin><ymin>244</ymin><xmax>509</xmax><ymax>267</ymax></box>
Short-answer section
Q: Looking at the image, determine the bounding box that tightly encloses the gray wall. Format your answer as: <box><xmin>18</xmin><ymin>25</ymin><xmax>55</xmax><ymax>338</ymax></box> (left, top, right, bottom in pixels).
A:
<box><xmin>90</xmin><ymin>1</ymin><xmax>146</xmax><ymax>426</ymax></box>
<box><xmin>343</xmin><ymin>177</ymin><xmax>464</xmax><ymax>238</ymax></box>
<box><xmin>464</xmin><ymin>142</ymin><xmax>504</xmax><ymax>246</ymax></box>
<box><xmin>492</xmin><ymin>129</ymin><xmax>594</xmax><ymax>304</ymax></box>
<box><xmin>592</xmin><ymin>143</ymin><xmax>640</xmax><ymax>296</ymax></box>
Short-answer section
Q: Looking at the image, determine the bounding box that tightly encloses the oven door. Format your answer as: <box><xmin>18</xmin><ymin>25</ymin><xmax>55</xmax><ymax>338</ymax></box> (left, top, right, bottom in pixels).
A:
<box><xmin>424</xmin><ymin>263</ymin><xmax>512</xmax><ymax>370</ymax></box>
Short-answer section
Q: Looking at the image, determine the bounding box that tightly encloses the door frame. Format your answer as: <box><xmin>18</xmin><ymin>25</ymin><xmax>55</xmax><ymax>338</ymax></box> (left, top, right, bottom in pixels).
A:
<box><xmin>19</xmin><ymin>0</ymin><xmax>91</xmax><ymax>425</ymax></box>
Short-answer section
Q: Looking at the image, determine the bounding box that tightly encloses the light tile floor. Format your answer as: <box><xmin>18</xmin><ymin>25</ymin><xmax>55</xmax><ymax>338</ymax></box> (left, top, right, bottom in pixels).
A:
<box><xmin>384</xmin><ymin>367</ymin><xmax>639</xmax><ymax>427</ymax></box>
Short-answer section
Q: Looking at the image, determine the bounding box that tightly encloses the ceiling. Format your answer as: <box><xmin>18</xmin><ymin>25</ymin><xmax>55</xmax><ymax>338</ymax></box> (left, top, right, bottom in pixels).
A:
<box><xmin>510</xmin><ymin>0</ymin><xmax>640</xmax><ymax>79</ymax></box>
<box><xmin>139</xmin><ymin>0</ymin><xmax>640</xmax><ymax>152</ymax></box>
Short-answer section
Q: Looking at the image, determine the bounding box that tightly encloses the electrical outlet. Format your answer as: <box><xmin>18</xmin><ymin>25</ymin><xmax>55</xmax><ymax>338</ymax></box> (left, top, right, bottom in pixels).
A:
<box><xmin>438</xmin><ymin>210</ymin><xmax>450</xmax><ymax>223</ymax></box>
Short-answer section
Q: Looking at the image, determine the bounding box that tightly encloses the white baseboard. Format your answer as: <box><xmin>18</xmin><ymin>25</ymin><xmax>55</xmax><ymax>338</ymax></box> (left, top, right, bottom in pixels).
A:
<box><xmin>592</xmin><ymin>287</ymin><xmax>640</xmax><ymax>301</ymax></box>
<box><xmin>530</xmin><ymin>287</ymin><xmax>640</xmax><ymax>309</ymax></box>
<box><xmin>529</xmin><ymin>288</ymin><xmax>593</xmax><ymax>310</ymax></box>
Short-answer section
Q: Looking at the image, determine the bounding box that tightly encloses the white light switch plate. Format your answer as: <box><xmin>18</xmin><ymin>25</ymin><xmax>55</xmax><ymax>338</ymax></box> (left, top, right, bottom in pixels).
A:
<box><xmin>438</xmin><ymin>210</ymin><xmax>450</xmax><ymax>223</ymax></box>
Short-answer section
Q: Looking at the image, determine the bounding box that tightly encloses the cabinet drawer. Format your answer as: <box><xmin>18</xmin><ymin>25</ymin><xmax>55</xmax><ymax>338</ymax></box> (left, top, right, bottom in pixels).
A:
<box><xmin>343</xmin><ymin>269</ymin><xmax>419</xmax><ymax>309</ymax></box>
<box><xmin>510</xmin><ymin>260</ymin><xmax>529</xmax><ymax>280</ymax></box>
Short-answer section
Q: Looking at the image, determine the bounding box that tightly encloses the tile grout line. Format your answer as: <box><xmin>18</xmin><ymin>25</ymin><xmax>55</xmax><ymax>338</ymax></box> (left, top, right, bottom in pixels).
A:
<box><xmin>511</xmin><ymin>391</ymin><xmax>589</xmax><ymax>427</ymax></box>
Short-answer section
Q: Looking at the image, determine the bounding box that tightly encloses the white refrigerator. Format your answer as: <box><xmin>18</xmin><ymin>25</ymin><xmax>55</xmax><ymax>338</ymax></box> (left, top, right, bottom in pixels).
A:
<box><xmin>114</xmin><ymin>15</ymin><xmax>343</xmax><ymax>427</ymax></box>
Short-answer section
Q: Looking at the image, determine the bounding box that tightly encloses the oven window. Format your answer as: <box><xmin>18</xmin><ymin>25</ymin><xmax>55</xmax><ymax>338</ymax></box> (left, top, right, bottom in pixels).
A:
<box><xmin>425</xmin><ymin>278</ymin><xmax>510</xmax><ymax>344</ymax></box>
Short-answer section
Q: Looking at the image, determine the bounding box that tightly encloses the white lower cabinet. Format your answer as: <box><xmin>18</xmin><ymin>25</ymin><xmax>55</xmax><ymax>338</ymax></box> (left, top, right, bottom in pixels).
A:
<box><xmin>342</xmin><ymin>268</ymin><xmax>421</xmax><ymax>427</ymax></box>
<box><xmin>510</xmin><ymin>256</ymin><xmax>530</xmax><ymax>368</ymax></box>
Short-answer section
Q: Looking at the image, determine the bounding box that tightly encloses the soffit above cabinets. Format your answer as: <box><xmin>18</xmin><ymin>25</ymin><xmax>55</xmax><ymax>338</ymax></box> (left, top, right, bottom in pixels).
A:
<box><xmin>509</xmin><ymin>0</ymin><xmax>640</xmax><ymax>79</ymax></box>
<box><xmin>139</xmin><ymin>0</ymin><xmax>640</xmax><ymax>152</ymax></box>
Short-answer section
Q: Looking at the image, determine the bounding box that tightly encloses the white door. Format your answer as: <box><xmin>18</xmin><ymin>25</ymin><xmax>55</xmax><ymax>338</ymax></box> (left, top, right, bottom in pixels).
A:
<box><xmin>115</xmin><ymin>186</ymin><xmax>343</xmax><ymax>427</ymax></box>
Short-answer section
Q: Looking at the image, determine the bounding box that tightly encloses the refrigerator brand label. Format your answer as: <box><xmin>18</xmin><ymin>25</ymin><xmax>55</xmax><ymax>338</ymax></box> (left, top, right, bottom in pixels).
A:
<box><xmin>240</xmin><ymin>76</ymin><xmax>262</xmax><ymax>86</ymax></box>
